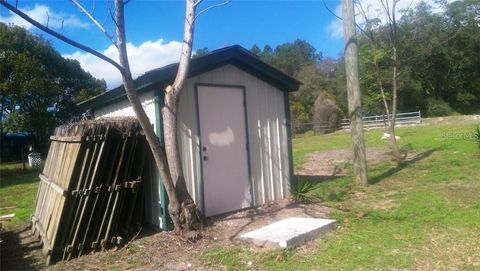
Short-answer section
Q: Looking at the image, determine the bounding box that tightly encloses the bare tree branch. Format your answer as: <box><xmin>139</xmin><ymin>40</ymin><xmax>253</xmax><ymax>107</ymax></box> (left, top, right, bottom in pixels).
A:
<box><xmin>354</xmin><ymin>0</ymin><xmax>389</xmax><ymax>51</ymax></box>
<box><xmin>0</xmin><ymin>0</ymin><xmax>124</xmax><ymax>73</ymax></box>
<box><xmin>322</xmin><ymin>0</ymin><xmax>342</xmax><ymax>21</ymax></box>
<box><xmin>70</xmin><ymin>0</ymin><xmax>116</xmax><ymax>45</ymax></box>
<box><xmin>108</xmin><ymin>0</ymin><xmax>120</xmax><ymax>38</ymax></box>
<box><xmin>46</xmin><ymin>11</ymin><xmax>50</xmax><ymax>28</ymax></box>
<box><xmin>194</xmin><ymin>0</ymin><xmax>230</xmax><ymax>21</ymax></box>
<box><xmin>193</xmin><ymin>0</ymin><xmax>203</xmax><ymax>8</ymax></box>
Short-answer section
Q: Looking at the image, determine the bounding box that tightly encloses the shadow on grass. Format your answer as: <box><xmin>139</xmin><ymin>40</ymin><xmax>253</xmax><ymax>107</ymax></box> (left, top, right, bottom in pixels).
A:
<box><xmin>293</xmin><ymin>174</ymin><xmax>345</xmax><ymax>183</ymax></box>
<box><xmin>0</xmin><ymin>171</ymin><xmax>40</xmax><ymax>189</ymax></box>
<box><xmin>369</xmin><ymin>148</ymin><xmax>439</xmax><ymax>185</ymax></box>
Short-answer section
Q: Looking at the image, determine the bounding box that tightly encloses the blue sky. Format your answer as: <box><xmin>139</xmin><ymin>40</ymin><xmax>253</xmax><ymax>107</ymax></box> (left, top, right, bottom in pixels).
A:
<box><xmin>1</xmin><ymin>0</ymin><xmax>347</xmax><ymax>87</ymax></box>
<box><xmin>1</xmin><ymin>0</ymin><xmax>345</xmax><ymax>55</ymax></box>
<box><xmin>1</xmin><ymin>0</ymin><xmax>434</xmax><ymax>88</ymax></box>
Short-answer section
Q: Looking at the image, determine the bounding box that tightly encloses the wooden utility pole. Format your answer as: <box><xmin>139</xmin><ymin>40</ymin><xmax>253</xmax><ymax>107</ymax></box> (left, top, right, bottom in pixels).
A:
<box><xmin>342</xmin><ymin>0</ymin><xmax>368</xmax><ymax>185</ymax></box>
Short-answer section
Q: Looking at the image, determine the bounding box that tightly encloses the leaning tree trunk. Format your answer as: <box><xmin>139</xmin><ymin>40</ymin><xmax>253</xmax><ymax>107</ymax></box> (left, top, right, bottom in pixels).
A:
<box><xmin>114</xmin><ymin>0</ymin><xmax>186</xmax><ymax>233</ymax></box>
<box><xmin>162</xmin><ymin>0</ymin><xmax>203</xmax><ymax>232</ymax></box>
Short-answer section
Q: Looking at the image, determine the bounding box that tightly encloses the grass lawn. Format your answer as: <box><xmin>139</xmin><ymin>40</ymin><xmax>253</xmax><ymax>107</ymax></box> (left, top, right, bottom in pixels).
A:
<box><xmin>0</xmin><ymin>162</ymin><xmax>40</xmax><ymax>229</ymax></box>
<box><xmin>202</xmin><ymin>123</ymin><xmax>480</xmax><ymax>270</ymax></box>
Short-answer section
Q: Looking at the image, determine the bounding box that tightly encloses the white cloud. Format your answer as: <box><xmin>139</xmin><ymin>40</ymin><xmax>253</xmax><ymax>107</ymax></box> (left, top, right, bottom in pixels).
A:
<box><xmin>0</xmin><ymin>4</ymin><xmax>89</xmax><ymax>29</ymax></box>
<box><xmin>325</xmin><ymin>0</ymin><xmax>449</xmax><ymax>39</ymax></box>
<box><xmin>326</xmin><ymin>5</ymin><xmax>344</xmax><ymax>39</ymax></box>
<box><xmin>64</xmin><ymin>39</ymin><xmax>183</xmax><ymax>89</ymax></box>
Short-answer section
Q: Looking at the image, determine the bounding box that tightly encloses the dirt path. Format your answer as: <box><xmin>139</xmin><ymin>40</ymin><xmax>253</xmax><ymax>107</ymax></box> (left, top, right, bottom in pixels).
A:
<box><xmin>297</xmin><ymin>148</ymin><xmax>394</xmax><ymax>177</ymax></box>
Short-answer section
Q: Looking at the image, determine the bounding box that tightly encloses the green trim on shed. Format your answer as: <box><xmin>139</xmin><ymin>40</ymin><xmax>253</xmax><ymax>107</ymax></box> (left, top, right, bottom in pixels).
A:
<box><xmin>153</xmin><ymin>89</ymin><xmax>171</xmax><ymax>231</ymax></box>
<box><xmin>284</xmin><ymin>91</ymin><xmax>294</xmax><ymax>188</ymax></box>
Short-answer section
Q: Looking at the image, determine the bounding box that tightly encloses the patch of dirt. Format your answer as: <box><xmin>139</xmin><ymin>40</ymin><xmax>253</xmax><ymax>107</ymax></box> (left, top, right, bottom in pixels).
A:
<box><xmin>1</xmin><ymin>199</ymin><xmax>333</xmax><ymax>270</ymax></box>
<box><xmin>0</xmin><ymin>225</ymin><xmax>45</xmax><ymax>271</ymax></box>
<box><xmin>297</xmin><ymin>147</ymin><xmax>423</xmax><ymax>179</ymax></box>
<box><xmin>297</xmin><ymin>148</ymin><xmax>394</xmax><ymax>176</ymax></box>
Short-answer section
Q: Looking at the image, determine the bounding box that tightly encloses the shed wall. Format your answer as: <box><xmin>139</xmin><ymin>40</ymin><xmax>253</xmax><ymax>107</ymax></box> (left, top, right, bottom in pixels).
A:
<box><xmin>94</xmin><ymin>91</ymin><xmax>157</xmax><ymax>122</ymax></box>
<box><xmin>178</xmin><ymin>64</ymin><xmax>290</xmax><ymax>208</ymax></box>
<box><xmin>91</xmin><ymin>64</ymin><xmax>291</xmax><ymax>219</ymax></box>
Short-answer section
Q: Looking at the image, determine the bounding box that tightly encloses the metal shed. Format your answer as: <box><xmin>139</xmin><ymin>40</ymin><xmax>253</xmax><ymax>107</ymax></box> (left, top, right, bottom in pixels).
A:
<box><xmin>79</xmin><ymin>45</ymin><xmax>301</xmax><ymax>230</ymax></box>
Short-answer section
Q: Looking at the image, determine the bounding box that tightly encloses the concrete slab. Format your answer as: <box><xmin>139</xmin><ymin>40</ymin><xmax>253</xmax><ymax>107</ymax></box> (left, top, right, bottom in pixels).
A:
<box><xmin>240</xmin><ymin>217</ymin><xmax>336</xmax><ymax>248</ymax></box>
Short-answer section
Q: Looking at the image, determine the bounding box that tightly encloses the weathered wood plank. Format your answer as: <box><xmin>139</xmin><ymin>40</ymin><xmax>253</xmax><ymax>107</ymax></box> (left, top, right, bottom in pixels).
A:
<box><xmin>50</xmin><ymin>136</ymin><xmax>83</xmax><ymax>142</ymax></box>
<box><xmin>39</xmin><ymin>174</ymin><xmax>67</xmax><ymax>196</ymax></box>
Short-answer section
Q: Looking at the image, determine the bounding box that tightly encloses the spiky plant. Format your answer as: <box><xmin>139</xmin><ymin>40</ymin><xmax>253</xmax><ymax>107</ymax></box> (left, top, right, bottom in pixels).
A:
<box><xmin>290</xmin><ymin>179</ymin><xmax>315</xmax><ymax>203</ymax></box>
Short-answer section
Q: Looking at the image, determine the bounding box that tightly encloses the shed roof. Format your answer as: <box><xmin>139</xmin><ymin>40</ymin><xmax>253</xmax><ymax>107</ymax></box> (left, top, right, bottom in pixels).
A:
<box><xmin>79</xmin><ymin>45</ymin><xmax>301</xmax><ymax>110</ymax></box>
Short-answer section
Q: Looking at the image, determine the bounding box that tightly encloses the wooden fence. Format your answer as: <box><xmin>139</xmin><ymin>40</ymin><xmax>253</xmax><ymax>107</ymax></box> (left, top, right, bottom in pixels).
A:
<box><xmin>31</xmin><ymin>118</ymin><xmax>149</xmax><ymax>265</ymax></box>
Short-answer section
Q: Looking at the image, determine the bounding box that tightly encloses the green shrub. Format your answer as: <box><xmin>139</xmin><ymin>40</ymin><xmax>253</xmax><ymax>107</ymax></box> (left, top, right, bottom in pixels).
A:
<box><xmin>425</xmin><ymin>98</ymin><xmax>455</xmax><ymax>116</ymax></box>
<box><xmin>290</xmin><ymin>179</ymin><xmax>315</xmax><ymax>203</ymax></box>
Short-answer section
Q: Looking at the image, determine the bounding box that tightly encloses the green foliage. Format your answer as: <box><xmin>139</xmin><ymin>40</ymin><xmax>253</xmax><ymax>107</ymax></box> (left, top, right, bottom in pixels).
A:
<box><xmin>253</xmin><ymin>39</ymin><xmax>322</xmax><ymax>77</ymax></box>
<box><xmin>251</xmin><ymin>40</ymin><xmax>346</xmax><ymax>133</ymax></box>
<box><xmin>357</xmin><ymin>0</ymin><xmax>480</xmax><ymax>116</ymax></box>
<box><xmin>290</xmin><ymin>179</ymin><xmax>315</xmax><ymax>203</ymax></box>
<box><xmin>193</xmin><ymin>47</ymin><xmax>209</xmax><ymax>58</ymax></box>
<box><xmin>425</xmin><ymin>98</ymin><xmax>456</xmax><ymax>117</ymax></box>
<box><xmin>0</xmin><ymin>23</ymin><xmax>106</xmax><ymax>150</ymax></box>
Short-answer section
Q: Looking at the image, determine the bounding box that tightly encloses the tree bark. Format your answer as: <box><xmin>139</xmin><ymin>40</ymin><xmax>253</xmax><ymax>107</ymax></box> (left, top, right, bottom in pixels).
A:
<box><xmin>342</xmin><ymin>0</ymin><xmax>368</xmax><ymax>185</ymax></box>
<box><xmin>113</xmin><ymin>0</ymin><xmax>185</xmax><ymax>232</ymax></box>
<box><xmin>162</xmin><ymin>0</ymin><xmax>204</xmax><ymax>230</ymax></box>
<box><xmin>389</xmin><ymin>47</ymin><xmax>403</xmax><ymax>161</ymax></box>
<box><xmin>386</xmin><ymin>0</ymin><xmax>403</xmax><ymax>161</ymax></box>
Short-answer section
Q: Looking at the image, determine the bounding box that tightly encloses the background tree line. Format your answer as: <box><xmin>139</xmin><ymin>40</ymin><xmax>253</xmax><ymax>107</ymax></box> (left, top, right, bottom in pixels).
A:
<box><xmin>208</xmin><ymin>0</ymin><xmax>478</xmax><ymax>133</ymax></box>
<box><xmin>2</xmin><ymin>0</ymin><xmax>478</xmax><ymax>147</ymax></box>
<box><xmin>1</xmin><ymin>23</ymin><xmax>106</xmax><ymax>152</ymax></box>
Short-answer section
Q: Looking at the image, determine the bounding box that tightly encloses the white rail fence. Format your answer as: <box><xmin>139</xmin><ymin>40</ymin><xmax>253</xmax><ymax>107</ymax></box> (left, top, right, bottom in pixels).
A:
<box><xmin>340</xmin><ymin>111</ymin><xmax>422</xmax><ymax>129</ymax></box>
<box><xmin>291</xmin><ymin>111</ymin><xmax>422</xmax><ymax>134</ymax></box>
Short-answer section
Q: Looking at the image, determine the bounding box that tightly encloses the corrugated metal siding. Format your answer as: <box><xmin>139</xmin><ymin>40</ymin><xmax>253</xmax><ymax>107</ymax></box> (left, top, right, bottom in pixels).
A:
<box><xmin>178</xmin><ymin>64</ymin><xmax>291</xmax><ymax>208</ymax></box>
<box><xmin>94</xmin><ymin>91</ymin><xmax>157</xmax><ymax>122</ymax></box>
<box><xmin>91</xmin><ymin>64</ymin><xmax>291</xmax><ymax>217</ymax></box>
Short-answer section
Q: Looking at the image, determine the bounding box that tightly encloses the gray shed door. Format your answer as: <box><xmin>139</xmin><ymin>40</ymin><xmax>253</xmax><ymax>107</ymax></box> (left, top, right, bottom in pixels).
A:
<box><xmin>197</xmin><ymin>85</ymin><xmax>251</xmax><ymax>216</ymax></box>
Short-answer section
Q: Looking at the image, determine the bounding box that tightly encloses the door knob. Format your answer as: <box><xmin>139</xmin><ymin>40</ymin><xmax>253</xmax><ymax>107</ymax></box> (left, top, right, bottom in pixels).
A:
<box><xmin>203</xmin><ymin>155</ymin><xmax>208</xmax><ymax>161</ymax></box>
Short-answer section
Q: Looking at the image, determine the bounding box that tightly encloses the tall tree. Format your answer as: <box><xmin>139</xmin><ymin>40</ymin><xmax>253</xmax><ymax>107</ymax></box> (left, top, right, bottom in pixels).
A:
<box><xmin>357</xmin><ymin>0</ymin><xmax>403</xmax><ymax>161</ymax></box>
<box><xmin>342</xmin><ymin>0</ymin><xmax>368</xmax><ymax>185</ymax></box>
<box><xmin>357</xmin><ymin>0</ymin><xmax>480</xmax><ymax>117</ymax></box>
<box><xmin>0</xmin><ymin>23</ymin><xmax>105</xmax><ymax>150</ymax></box>
<box><xmin>1</xmin><ymin>0</ymin><xmax>228</xmax><ymax>234</ymax></box>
